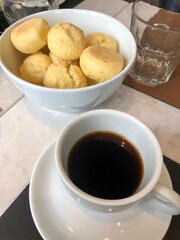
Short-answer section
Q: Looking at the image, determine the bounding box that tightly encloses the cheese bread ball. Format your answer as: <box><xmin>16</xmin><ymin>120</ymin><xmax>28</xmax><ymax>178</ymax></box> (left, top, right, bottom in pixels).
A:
<box><xmin>47</xmin><ymin>22</ymin><xmax>87</xmax><ymax>61</ymax></box>
<box><xmin>80</xmin><ymin>46</ymin><xmax>124</xmax><ymax>82</ymax></box>
<box><xmin>44</xmin><ymin>63</ymin><xmax>87</xmax><ymax>89</ymax></box>
<box><xmin>86</xmin><ymin>32</ymin><xmax>118</xmax><ymax>52</ymax></box>
<box><xmin>11</xmin><ymin>18</ymin><xmax>49</xmax><ymax>54</ymax></box>
<box><xmin>49</xmin><ymin>52</ymin><xmax>79</xmax><ymax>67</ymax></box>
<box><xmin>19</xmin><ymin>52</ymin><xmax>52</xmax><ymax>85</ymax></box>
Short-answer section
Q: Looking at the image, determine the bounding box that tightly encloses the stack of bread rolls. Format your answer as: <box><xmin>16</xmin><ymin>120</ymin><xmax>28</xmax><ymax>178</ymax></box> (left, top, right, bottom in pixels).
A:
<box><xmin>10</xmin><ymin>18</ymin><xmax>124</xmax><ymax>88</ymax></box>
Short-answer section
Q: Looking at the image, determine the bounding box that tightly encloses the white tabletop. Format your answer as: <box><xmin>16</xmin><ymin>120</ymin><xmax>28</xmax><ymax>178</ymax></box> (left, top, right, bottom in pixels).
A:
<box><xmin>0</xmin><ymin>0</ymin><xmax>179</xmax><ymax>217</ymax></box>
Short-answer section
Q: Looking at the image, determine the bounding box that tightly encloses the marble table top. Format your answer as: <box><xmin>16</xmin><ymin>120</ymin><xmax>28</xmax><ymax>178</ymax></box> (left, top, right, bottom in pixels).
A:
<box><xmin>0</xmin><ymin>0</ymin><xmax>179</xmax><ymax>219</ymax></box>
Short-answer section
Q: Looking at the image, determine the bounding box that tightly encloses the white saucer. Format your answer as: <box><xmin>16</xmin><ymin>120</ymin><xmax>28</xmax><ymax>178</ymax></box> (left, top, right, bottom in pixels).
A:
<box><xmin>29</xmin><ymin>140</ymin><xmax>172</xmax><ymax>240</ymax></box>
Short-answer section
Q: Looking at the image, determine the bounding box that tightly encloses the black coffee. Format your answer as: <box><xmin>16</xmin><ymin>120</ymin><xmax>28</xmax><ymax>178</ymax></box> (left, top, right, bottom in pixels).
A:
<box><xmin>67</xmin><ymin>131</ymin><xmax>144</xmax><ymax>200</ymax></box>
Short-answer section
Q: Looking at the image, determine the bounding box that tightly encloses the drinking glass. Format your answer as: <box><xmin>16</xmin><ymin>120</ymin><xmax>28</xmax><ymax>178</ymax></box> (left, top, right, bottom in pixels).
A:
<box><xmin>1</xmin><ymin>0</ymin><xmax>60</xmax><ymax>25</ymax></box>
<box><xmin>129</xmin><ymin>0</ymin><xmax>180</xmax><ymax>86</ymax></box>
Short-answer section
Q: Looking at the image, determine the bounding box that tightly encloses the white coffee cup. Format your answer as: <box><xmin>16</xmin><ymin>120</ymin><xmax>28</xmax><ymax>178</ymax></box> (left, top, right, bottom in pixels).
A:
<box><xmin>55</xmin><ymin>109</ymin><xmax>180</xmax><ymax>215</ymax></box>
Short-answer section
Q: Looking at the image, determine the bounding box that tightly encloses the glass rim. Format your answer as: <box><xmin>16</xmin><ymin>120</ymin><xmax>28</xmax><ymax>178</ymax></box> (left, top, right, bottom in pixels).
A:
<box><xmin>132</xmin><ymin>0</ymin><xmax>180</xmax><ymax>33</ymax></box>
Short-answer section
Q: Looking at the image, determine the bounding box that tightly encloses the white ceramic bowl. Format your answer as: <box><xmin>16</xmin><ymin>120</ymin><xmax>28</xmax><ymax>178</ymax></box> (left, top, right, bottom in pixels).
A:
<box><xmin>0</xmin><ymin>9</ymin><xmax>136</xmax><ymax>112</ymax></box>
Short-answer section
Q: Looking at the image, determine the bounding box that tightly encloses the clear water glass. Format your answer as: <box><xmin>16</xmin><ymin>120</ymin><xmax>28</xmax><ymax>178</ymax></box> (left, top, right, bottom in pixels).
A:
<box><xmin>1</xmin><ymin>0</ymin><xmax>60</xmax><ymax>25</ymax></box>
<box><xmin>129</xmin><ymin>0</ymin><xmax>180</xmax><ymax>86</ymax></box>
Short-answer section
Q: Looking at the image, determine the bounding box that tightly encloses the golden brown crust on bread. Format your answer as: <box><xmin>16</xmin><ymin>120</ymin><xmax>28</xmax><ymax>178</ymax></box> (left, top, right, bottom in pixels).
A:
<box><xmin>47</xmin><ymin>22</ymin><xmax>87</xmax><ymax>61</ymax></box>
<box><xmin>11</xmin><ymin>18</ymin><xmax>49</xmax><ymax>54</ymax></box>
<box><xmin>86</xmin><ymin>32</ymin><xmax>118</xmax><ymax>52</ymax></box>
<box><xmin>44</xmin><ymin>63</ymin><xmax>87</xmax><ymax>89</ymax></box>
<box><xmin>80</xmin><ymin>46</ymin><xmax>124</xmax><ymax>82</ymax></box>
<box><xmin>49</xmin><ymin>52</ymin><xmax>79</xmax><ymax>67</ymax></box>
<box><xmin>19</xmin><ymin>52</ymin><xmax>52</xmax><ymax>85</ymax></box>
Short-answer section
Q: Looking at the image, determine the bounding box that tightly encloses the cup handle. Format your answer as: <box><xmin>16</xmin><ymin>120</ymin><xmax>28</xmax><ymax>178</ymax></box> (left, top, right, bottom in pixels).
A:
<box><xmin>143</xmin><ymin>183</ymin><xmax>180</xmax><ymax>215</ymax></box>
